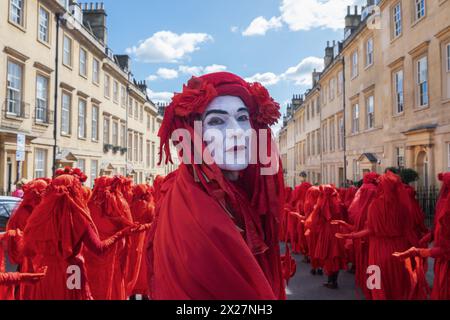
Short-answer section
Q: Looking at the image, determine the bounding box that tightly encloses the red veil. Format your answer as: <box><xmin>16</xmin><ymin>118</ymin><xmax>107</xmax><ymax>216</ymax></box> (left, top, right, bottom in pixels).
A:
<box><xmin>23</xmin><ymin>175</ymin><xmax>97</xmax><ymax>300</ymax></box>
<box><xmin>146</xmin><ymin>72</ymin><xmax>286</xmax><ymax>300</ymax></box>
<box><xmin>84</xmin><ymin>176</ymin><xmax>134</xmax><ymax>300</ymax></box>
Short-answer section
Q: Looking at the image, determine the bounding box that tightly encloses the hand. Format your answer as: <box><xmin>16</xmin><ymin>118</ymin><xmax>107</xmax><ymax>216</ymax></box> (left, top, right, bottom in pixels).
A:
<box><xmin>331</xmin><ymin>220</ymin><xmax>345</xmax><ymax>225</ymax></box>
<box><xmin>392</xmin><ymin>247</ymin><xmax>419</xmax><ymax>260</ymax></box>
<box><xmin>21</xmin><ymin>266</ymin><xmax>47</xmax><ymax>283</ymax></box>
<box><xmin>335</xmin><ymin>233</ymin><xmax>349</xmax><ymax>240</ymax></box>
<box><xmin>5</xmin><ymin>229</ymin><xmax>23</xmax><ymax>238</ymax></box>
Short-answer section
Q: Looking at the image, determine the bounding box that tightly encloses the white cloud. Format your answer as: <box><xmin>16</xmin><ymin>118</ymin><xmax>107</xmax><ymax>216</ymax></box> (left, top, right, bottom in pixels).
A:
<box><xmin>245</xmin><ymin>72</ymin><xmax>280</xmax><ymax>86</ymax></box>
<box><xmin>242</xmin><ymin>16</ymin><xmax>282</xmax><ymax>36</ymax></box>
<box><xmin>126</xmin><ymin>31</ymin><xmax>213</xmax><ymax>63</ymax></box>
<box><xmin>146</xmin><ymin>75</ymin><xmax>158</xmax><ymax>81</ymax></box>
<box><xmin>280</xmin><ymin>0</ymin><xmax>364</xmax><ymax>31</ymax></box>
<box><xmin>281</xmin><ymin>56</ymin><xmax>323</xmax><ymax>86</ymax></box>
<box><xmin>230</xmin><ymin>26</ymin><xmax>239</xmax><ymax>33</ymax></box>
<box><xmin>146</xmin><ymin>88</ymin><xmax>174</xmax><ymax>104</ymax></box>
<box><xmin>156</xmin><ymin>68</ymin><xmax>179</xmax><ymax>79</ymax></box>
<box><xmin>245</xmin><ymin>56</ymin><xmax>323</xmax><ymax>87</ymax></box>
<box><xmin>241</xmin><ymin>0</ymin><xmax>364</xmax><ymax>36</ymax></box>
<box><xmin>179</xmin><ymin>64</ymin><xmax>227</xmax><ymax>76</ymax></box>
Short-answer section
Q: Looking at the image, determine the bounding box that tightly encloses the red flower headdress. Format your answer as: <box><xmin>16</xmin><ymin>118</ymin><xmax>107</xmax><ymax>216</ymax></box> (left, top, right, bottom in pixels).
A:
<box><xmin>55</xmin><ymin>166</ymin><xmax>88</xmax><ymax>183</ymax></box>
<box><xmin>158</xmin><ymin>72</ymin><xmax>281</xmax><ymax>165</ymax></box>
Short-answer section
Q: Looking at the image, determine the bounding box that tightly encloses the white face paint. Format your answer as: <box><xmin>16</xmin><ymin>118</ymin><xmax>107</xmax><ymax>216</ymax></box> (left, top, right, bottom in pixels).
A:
<box><xmin>202</xmin><ymin>96</ymin><xmax>252</xmax><ymax>173</ymax></box>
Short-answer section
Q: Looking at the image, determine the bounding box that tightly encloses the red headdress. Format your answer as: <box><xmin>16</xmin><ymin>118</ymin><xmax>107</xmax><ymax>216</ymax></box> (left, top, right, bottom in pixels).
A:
<box><xmin>147</xmin><ymin>72</ymin><xmax>285</xmax><ymax>300</ymax></box>
<box><xmin>55</xmin><ymin>166</ymin><xmax>87</xmax><ymax>183</ymax></box>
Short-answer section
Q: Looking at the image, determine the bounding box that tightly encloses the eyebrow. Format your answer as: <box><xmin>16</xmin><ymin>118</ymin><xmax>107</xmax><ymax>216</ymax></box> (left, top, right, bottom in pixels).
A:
<box><xmin>203</xmin><ymin>108</ymin><xmax>249</xmax><ymax>119</ymax></box>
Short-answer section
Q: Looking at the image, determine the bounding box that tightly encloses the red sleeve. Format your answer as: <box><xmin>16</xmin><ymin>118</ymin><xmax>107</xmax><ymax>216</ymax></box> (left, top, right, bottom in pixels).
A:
<box><xmin>82</xmin><ymin>224</ymin><xmax>122</xmax><ymax>256</ymax></box>
<box><xmin>0</xmin><ymin>272</ymin><xmax>21</xmax><ymax>285</ymax></box>
<box><xmin>428</xmin><ymin>246</ymin><xmax>450</xmax><ymax>259</ymax></box>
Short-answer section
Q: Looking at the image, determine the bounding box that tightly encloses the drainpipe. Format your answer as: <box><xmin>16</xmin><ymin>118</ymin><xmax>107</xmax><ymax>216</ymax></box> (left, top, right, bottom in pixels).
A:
<box><xmin>52</xmin><ymin>13</ymin><xmax>61</xmax><ymax>176</ymax></box>
<box><xmin>342</xmin><ymin>57</ymin><xmax>348</xmax><ymax>187</ymax></box>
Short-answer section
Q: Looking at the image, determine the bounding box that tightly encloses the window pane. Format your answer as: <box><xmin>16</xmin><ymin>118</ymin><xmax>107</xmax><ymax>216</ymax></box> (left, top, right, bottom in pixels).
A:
<box><xmin>92</xmin><ymin>106</ymin><xmax>98</xmax><ymax>140</ymax></box>
<box><xmin>61</xmin><ymin>93</ymin><xmax>71</xmax><ymax>134</ymax></box>
<box><xmin>78</xmin><ymin>100</ymin><xmax>86</xmax><ymax>138</ymax></box>
<box><xmin>36</xmin><ymin>75</ymin><xmax>48</xmax><ymax>122</ymax></box>
<box><xmin>39</xmin><ymin>7</ymin><xmax>49</xmax><ymax>42</ymax></box>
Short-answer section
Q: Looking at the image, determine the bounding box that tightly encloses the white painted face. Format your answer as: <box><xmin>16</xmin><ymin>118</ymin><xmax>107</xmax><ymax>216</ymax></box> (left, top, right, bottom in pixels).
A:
<box><xmin>202</xmin><ymin>96</ymin><xmax>252</xmax><ymax>172</ymax></box>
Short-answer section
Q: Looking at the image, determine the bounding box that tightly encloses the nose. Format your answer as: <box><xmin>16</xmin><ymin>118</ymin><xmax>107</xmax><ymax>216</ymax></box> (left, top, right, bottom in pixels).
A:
<box><xmin>226</xmin><ymin>119</ymin><xmax>245</xmax><ymax>139</ymax></box>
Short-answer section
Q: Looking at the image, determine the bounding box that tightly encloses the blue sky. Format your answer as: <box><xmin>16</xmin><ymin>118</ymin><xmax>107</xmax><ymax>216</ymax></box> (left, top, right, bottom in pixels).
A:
<box><xmin>100</xmin><ymin>0</ymin><xmax>363</xmax><ymax>128</ymax></box>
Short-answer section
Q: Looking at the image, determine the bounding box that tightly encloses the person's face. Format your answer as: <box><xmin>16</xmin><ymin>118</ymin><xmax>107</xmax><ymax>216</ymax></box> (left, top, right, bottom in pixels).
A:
<box><xmin>202</xmin><ymin>96</ymin><xmax>252</xmax><ymax>172</ymax></box>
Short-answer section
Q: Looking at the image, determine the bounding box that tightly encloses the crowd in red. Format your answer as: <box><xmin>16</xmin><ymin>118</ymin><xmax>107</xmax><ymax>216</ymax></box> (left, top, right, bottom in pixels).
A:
<box><xmin>0</xmin><ymin>167</ymin><xmax>159</xmax><ymax>300</ymax></box>
<box><xmin>281</xmin><ymin>171</ymin><xmax>450</xmax><ymax>300</ymax></box>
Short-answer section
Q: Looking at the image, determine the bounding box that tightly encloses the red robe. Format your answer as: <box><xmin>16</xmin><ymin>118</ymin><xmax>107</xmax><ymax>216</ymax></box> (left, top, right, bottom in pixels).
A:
<box><xmin>84</xmin><ymin>176</ymin><xmax>135</xmax><ymax>300</ymax></box>
<box><xmin>308</xmin><ymin>185</ymin><xmax>347</xmax><ymax>275</ymax></box>
<box><xmin>23</xmin><ymin>175</ymin><xmax>120</xmax><ymax>300</ymax></box>
<box><xmin>347</xmin><ymin>174</ymin><xmax>378</xmax><ymax>299</ymax></box>
<box><xmin>366</xmin><ymin>172</ymin><xmax>417</xmax><ymax>300</ymax></box>
<box><xmin>304</xmin><ymin>187</ymin><xmax>321</xmax><ymax>268</ymax></box>
<box><xmin>126</xmin><ymin>184</ymin><xmax>154</xmax><ymax>296</ymax></box>
<box><xmin>146</xmin><ymin>164</ymin><xmax>285</xmax><ymax>300</ymax></box>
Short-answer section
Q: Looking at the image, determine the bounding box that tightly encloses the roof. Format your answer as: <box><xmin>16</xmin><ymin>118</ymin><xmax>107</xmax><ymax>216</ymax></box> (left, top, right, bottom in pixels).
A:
<box><xmin>358</xmin><ymin>153</ymin><xmax>378</xmax><ymax>163</ymax></box>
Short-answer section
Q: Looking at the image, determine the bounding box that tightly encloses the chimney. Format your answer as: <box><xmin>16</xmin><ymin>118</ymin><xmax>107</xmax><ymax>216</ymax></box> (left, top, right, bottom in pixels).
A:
<box><xmin>344</xmin><ymin>5</ymin><xmax>362</xmax><ymax>38</ymax></box>
<box><xmin>114</xmin><ymin>54</ymin><xmax>131</xmax><ymax>73</ymax></box>
<box><xmin>312</xmin><ymin>69</ymin><xmax>321</xmax><ymax>87</ymax></box>
<box><xmin>82</xmin><ymin>3</ymin><xmax>107</xmax><ymax>45</ymax></box>
<box><xmin>136</xmin><ymin>80</ymin><xmax>147</xmax><ymax>94</ymax></box>
<box><xmin>158</xmin><ymin>103</ymin><xmax>168</xmax><ymax>117</ymax></box>
<box><xmin>324</xmin><ymin>41</ymin><xmax>334</xmax><ymax>68</ymax></box>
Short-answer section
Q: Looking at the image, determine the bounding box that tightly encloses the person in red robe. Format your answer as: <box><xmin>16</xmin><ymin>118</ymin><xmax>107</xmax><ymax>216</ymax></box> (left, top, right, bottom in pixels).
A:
<box><xmin>6</xmin><ymin>178</ymin><xmax>49</xmax><ymax>300</ymax></box>
<box><xmin>127</xmin><ymin>184</ymin><xmax>155</xmax><ymax>298</ymax></box>
<box><xmin>336</xmin><ymin>171</ymin><xmax>419</xmax><ymax>299</ymax></box>
<box><xmin>394</xmin><ymin>172</ymin><xmax>450</xmax><ymax>300</ymax></box>
<box><xmin>146</xmin><ymin>72</ymin><xmax>286</xmax><ymax>300</ymax></box>
<box><xmin>303</xmin><ymin>186</ymin><xmax>322</xmax><ymax>275</ymax></box>
<box><xmin>306</xmin><ymin>185</ymin><xmax>347</xmax><ymax>289</ymax></box>
<box><xmin>332</xmin><ymin>172</ymin><xmax>379</xmax><ymax>299</ymax></box>
<box><xmin>84</xmin><ymin>176</ymin><xmax>138</xmax><ymax>300</ymax></box>
<box><xmin>0</xmin><ymin>230</ymin><xmax>47</xmax><ymax>300</ymax></box>
<box><xmin>22</xmin><ymin>174</ymin><xmax>144</xmax><ymax>300</ymax></box>
<box><xmin>287</xmin><ymin>183</ymin><xmax>312</xmax><ymax>256</ymax></box>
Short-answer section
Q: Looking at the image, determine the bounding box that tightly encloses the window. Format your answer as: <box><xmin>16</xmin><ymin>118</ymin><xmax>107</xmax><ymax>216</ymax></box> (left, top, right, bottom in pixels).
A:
<box><xmin>447</xmin><ymin>43</ymin><xmax>450</xmax><ymax>72</ymax></box>
<box><xmin>61</xmin><ymin>92</ymin><xmax>71</xmax><ymax>135</ymax></box>
<box><xmin>394</xmin><ymin>70</ymin><xmax>404</xmax><ymax>114</ymax></box>
<box><xmin>417</xmin><ymin>56</ymin><xmax>428</xmax><ymax>107</ymax></box>
<box><xmin>396</xmin><ymin>147</ymin><xmax>405</xmax><ymax>168</ymax></box>
<box><xmin>353</xmin><ymin>159</ymin><xmax>360</xmax><ymax>182</ymax></box>
<box><xmin>351</xmin><ymin>50</ymin><xmax>359</xmax><ymax>78</ymax></box>
<box><xmin>152</xmin><ymin>118</ymin><xmax>156</xmax><ymax>133</ymax></box>
<box><xmin>76</xmin><ymin>159</ymin><xmax>85</xmax><ymax>173</ymax></box>
<box><xmin>63</xmin><ymin>35</ymin><xmax>72</xmax><ymax>67</ymax></box>
<box><xmin>79</xmin><ymin>48</ymin><xmax>87</xmax><ymax>77</ymax></box>
<box><xmin>90</xmin><ymin>160</ymin><xmax>98</xmax><ymax>188</ymax></box>
<box><xmin>112</xmin><ymin>121</ymin><xmax>118</xmax><ymax>146</ymax></box>
<box><xmin>134</xmin><ymin>101</ymin><xmax>139</xmax><ymax>120</ymax></box>
<box><xmin>352</xmin><ymin>103</ymin><xmax>360</xmax><ymax>133</ymax></box>
<box><xmin>120</xmin><ymin>85</ymin><xmax>126</xmax><ymax>107</ymax></box>
<box><xmin>10</xmin><ymin>0</ymin><xmax>25</xmax><ymax>26</ymax></box>
<box><xmin>36</xmin><ymin>75</ymin><xmax>49</xmax><ymax>122</ymax></box>
<box><xmin>337</xmin><ymin>71</ymin><xmax>343</xmax><ymax>95</ymax></box>
<box><xmin>113</xmin><ymin>80</ymin><xmax>119</xmax><ymax>103</ymax></box>
<box><xmin>152</xmin><ymin>142</ymin><xmax>156</xmax><ymax>168</ymax></box>
<box><xmin>38</xmin><ymin>6</ymin><xmax>50</xmax><ymax>43</ymax></box>
<box><xmin>338</xmin><ymin>117</ymin><xmax>344</xmax><ymax>150</ymax></box>
<box><xmin>329</xmin><ymin>119</ymin><xmax>335</xmax><ymax>152</ymax></box>
<box><xmin>140</xmin><ymin>105</ymin><xmax>144</xmax><ymax>122</ymax></box>
<box><xmin>392</xmin><ymin>3</ymin><xmax>402</xmax><ymax>38</ymax></box>
<box><xmin>366</xmin><ymin>96</ymin><xmax>375</xmax><ymax>129</ymax></box>
<box><xmin>104</xmin><ymin>74</ymin><xmax>111</xmax><ymax>98</ymax></box>
<box><xmin>34</xmin><ymin>149</ymin><xmax>47</xmax><ymax>178</ymax></box>
<box><xmin>78</xmin><ymin>99</ymin><xmax>86</xmax><ymax>138</ymax></box>
<box><xmin>103</xmin><ymin>117</ymin><xmax>110</xmax><ymax>144</ymax></box>
<box><xmin>128</xmin><ymin>132</ymin><xmax>133</xmax><ymax>161</ymax></box>
<box><xmin>91</xmin><ymin>105</ymin><xmax>99</xmax><ymax>141</ymax></box>
<box><xmin>92</xmin><ymin>59</ymin><xmax>100</xmax><ymax>84</ymax></box>
<box><xmin>139</xmin><ymin>135</ymin><xmax>144</xmax><ymax>163</ymax></box>
<box><xmin>7</xmin><ymin>60</ymin><xmax>23</xmax><ymax>115</ymax></box>
<box><xmin>134</xmin><ymin>133</ymin><xmax>139</xmax><ymax>161</ymax></box>
<box><xmin>129</xmin><ymin>97</ymin><xmax>133</xmax><ymax>117</ymax></box>
<box><xmin>322</xmin><ymin>123</ymin><xmax>328</xmax><ymax>153</ymax></box>
<box><xmin>366</xmin><ymin>38</ymin><xmax>374</xmax><ymax>67</ymax></box>
<box><xmin>446</xmin><ymin>43</ymin><xmax>450</xmax><ymax>100</ymax></box>
<box><xmin>120</xmin><ymin>124</ymin><xmax>126</xmax><ymax>147</ymax></box>
<box><xmin>414</xmin><ymin>0</ymin><xmax>425</xmax><ymax>21</ymax></box>
<box><xmin>147</xmin><ymin>114</ymin><xmax>151</xmax><ymax>130</ymax></box>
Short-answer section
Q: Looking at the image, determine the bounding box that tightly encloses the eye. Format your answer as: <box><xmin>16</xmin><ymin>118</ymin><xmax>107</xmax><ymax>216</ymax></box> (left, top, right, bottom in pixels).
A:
<box><xmin>237</xmin><ymin>114</ymin><xmax>249</xmax><ymax>122</ymax></box>
<box><xmin>207</xmin><ymin>117</ymin><xmax>225</xmax><ymax>126</ymax></box>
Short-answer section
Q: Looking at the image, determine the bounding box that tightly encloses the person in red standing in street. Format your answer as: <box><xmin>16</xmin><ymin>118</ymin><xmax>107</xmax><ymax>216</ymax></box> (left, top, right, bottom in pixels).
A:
<box><xmin>146</xmin><ymin>72</ymin><xmax>286</xmax><ymax>300</ymax></box>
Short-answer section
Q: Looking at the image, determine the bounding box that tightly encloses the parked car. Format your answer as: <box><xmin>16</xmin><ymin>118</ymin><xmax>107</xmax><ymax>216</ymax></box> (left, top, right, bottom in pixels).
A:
<box><xmin>0</xmin><ymin>196</ymin><xmax>21</xmax><ymax>232</ymax></box>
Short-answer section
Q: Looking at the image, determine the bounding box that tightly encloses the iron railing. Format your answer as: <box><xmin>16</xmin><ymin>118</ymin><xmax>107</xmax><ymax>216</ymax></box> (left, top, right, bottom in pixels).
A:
<box><xmin>416</xmin><ymin>185</ymin><xmax>439</xmax><ymax>228</ymax></box>
<box><xmin>3</xmin><ymin>99</ymin><xmax>30</xmax><ymax>119</ymax></box>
